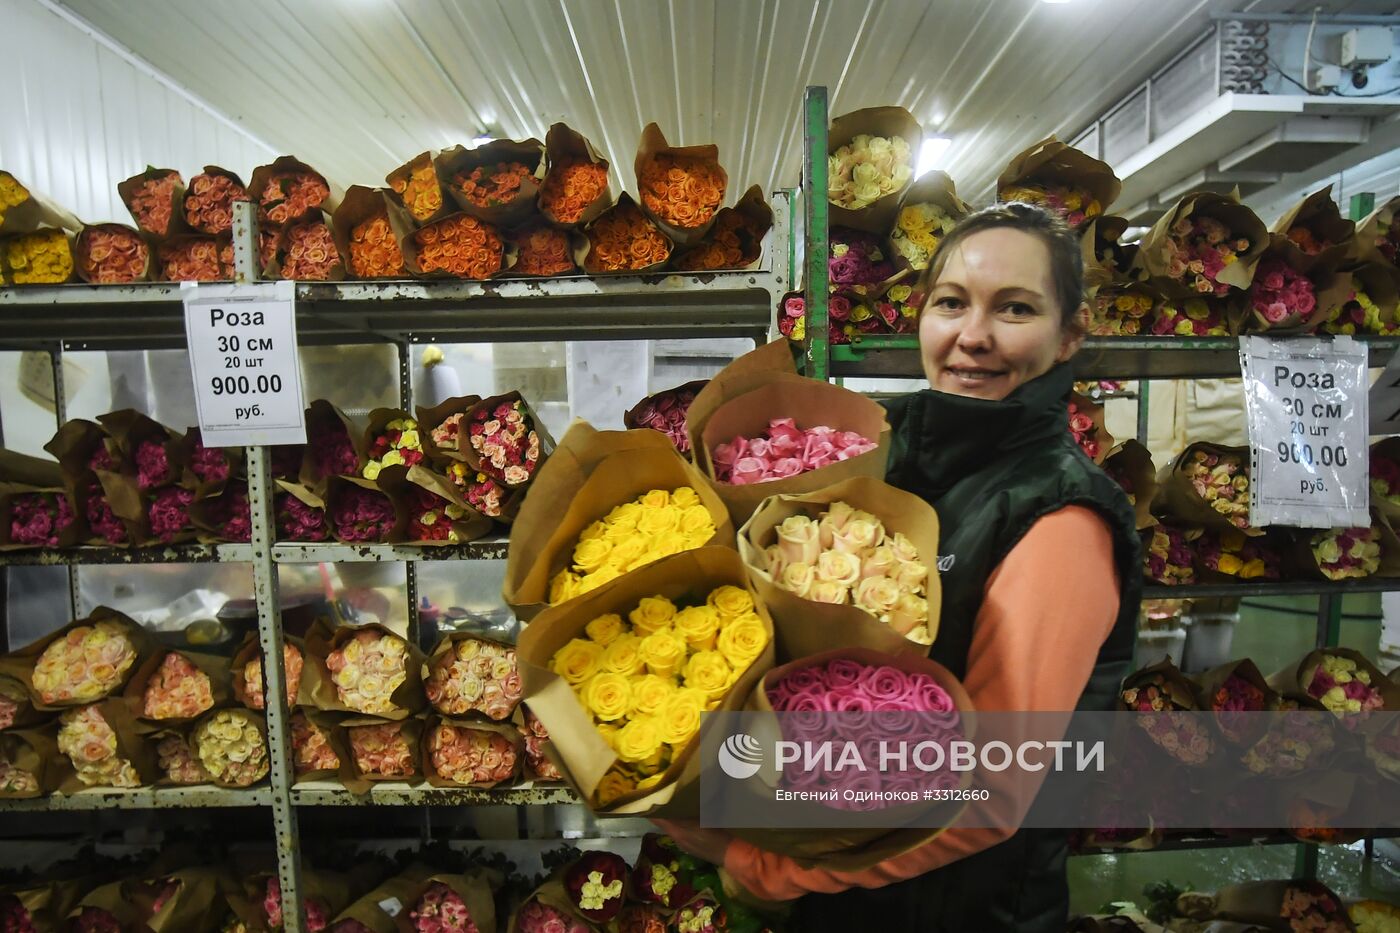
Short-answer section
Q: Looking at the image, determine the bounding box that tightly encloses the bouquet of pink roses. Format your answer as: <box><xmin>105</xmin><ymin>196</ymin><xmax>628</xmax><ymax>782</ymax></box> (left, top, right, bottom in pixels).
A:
<box><xmin>625</xmin><ymin>381</ymin><xmax>708</xmax><ymax>455</ymax></box>
<box><xmin>148</xmin><ymin>486</ymin><xmax>196</xmax><ymax>544</ymax></box>
<box><xmin>5</xmin><ymin>491</ymin><xmax>76</xmax><ymax>547</ymax></box>
<box><xmin>712</xmin><ymin>419</ymin><xmax>876</xmax><ymax>486</ymax></box>
<box><xmin>1246</xmin><ymin>254</ymin><xmax>1318</xmax><ymax>331</ymax></box>
<box><xmin>347</xmin><ymin>720</ymin><xmax>417</xmax><ymax>779</ymax></box>
<box><xmin>408</xmin><ymin>882</ymin><xmax>480</xmax><ymax>933</ymax></box>
<box><xmin>155</xmin><ymin>731</ymin><xmax>210</xmax><ymax>784</ymax></box>
<box><xmin>1136</xmin><ymin>191</ymin><xmax>1266</xmax><ymax>297</ymax></box>
<box><xmin>461</xmin><ymin>393</ymin><xmax>547</xmax><ymax>490</ymax></box>
<box><xmin>323</xmin><ymin>627</ymin><xmax>412</xmax><ymax>715</ymax></box>
<box><xmin>424</xmin><ymin>635</ymin><xmax>521</xmax><ymax>720</ymax></box>
<box><xmin>139</xmin><ymin>651</ymin><xmax>216</xmax><ymax>720</ymax></box>
<box><xmin>276</xmin><ymin>488</ymin><xmax>330</xmax><ymax>541</ymax></box>
<box><xmin>308</xmin><ymin>404</ymin><xmax>361</xmax><ymax>482</ymax></box>
<box><xmin>57</xmin><ymin>702</ymin><xmax>143</xmax><ymax>787</ymax></box>
<box><xmin>425</xmin><ymin>721</ymin><xmax>518</xmax><ymax>786</ymax></box>
<box><xmin>521</xmin><ymin>706</ymin><xmax>563</xmax><ymax>782</ymax></box>
<box><xmin>193</xmin><ymin>481</ymin><xmax>251</xmax><ymax>543</ymax></box>
<box><xmin>290</xmin><ymin>710</ymin><xmax>341</xmax><ymax>777</ymax></box>
<box><xmin>512</xmin><ymin>891</ymin><xmax>592</xmax><ymax>933</ymax></box>
<box><xmin>327</xmin><ymin>479</ymin><xmax>397</xmax><ymax>544</ymax></box>
<box><xmin>1067</xmin><ymin>394</ymin><xmax>1111</xmax><ymax>463</ymax></box>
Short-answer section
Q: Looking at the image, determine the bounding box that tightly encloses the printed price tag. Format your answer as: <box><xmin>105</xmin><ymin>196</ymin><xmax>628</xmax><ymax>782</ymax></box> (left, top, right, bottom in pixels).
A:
<box><xmin>1240</xmin><ymin>335</ymin><xmax>1369</xmax><ymax>528</ymax></box>
<box><xmin>183</xmin><ymin>281</ymin><xmax>307</xmax><ymax>446</ymax></box>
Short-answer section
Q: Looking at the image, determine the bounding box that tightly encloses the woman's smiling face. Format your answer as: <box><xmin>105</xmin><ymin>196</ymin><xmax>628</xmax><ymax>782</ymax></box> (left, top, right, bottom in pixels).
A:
<box><xmin>919</xmin><ymin>226</ymin><xmax>1084</xmax><ymax>400</ymax></box>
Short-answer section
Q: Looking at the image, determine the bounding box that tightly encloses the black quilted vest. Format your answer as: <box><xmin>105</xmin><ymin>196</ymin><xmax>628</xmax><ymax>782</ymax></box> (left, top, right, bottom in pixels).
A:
<box><xmin>791</xmin><ymin>362</ymin><xmax>1142</xmax><ymax>932</ymax></box>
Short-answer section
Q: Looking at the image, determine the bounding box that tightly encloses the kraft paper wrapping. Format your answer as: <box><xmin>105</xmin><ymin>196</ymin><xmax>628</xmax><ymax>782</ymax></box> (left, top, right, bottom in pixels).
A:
<box><xmin>323</xmin><ymin>474</ymin><xmax>408</xmax><ymax>545</ymax></box>
<box><xmin>420</xmin><ymin>715</ymin><xmax>523</xmax><ymax>789</ymax></box>
<box><xmin>996</xmin><ymin>135</ymin><xmax>1122</xmax><ymax>229</ymax></box>
<box><xmin>178</xmin><ymin>426</ymin><xmax>243</xmax><ymax>501</ymax></box>
<box><xmin>229</xmin><ymin>632</ymin><xmax>312</xmax><ymax>710</ymax></box>
<box><xmin>416</xmin><ymin>394</ymin><xmax>484</xmax><ymax>464</ymax></box>
<box><xmin>305</xmin><ymin>619</ymin><xmax>425</xmax><ymax>720</ymax></box>
<box><xmin>0</xmin><ymin>470</ymin><xmax>84</xmax><ymax>550</ymax></box>
<box><xmin>385</xmin><ymin>151</ymin><xmax>453</xmax><ymax>229</ymax></box>
<box><xmin>538</xmin><ymin>122</ymin><xmax>613</xmax><ymax>229</ymax></box>
<box><xmin>130</xmin><ymin>866</ymin><xmax>222</xmax><ymax>933</ymax></box>
<box><xmin>575</xmin><ymin>192</ymin><xmax>672</xmax><ymax>274</ymax></box>
<box><xmin>1188</xmin><ymin>657</ymin><xmax>1276</xmax><ymax>746</ymax></box>
<box><xmin>333</xmin><ymin>185</ymin><xmax>409</xmax><ymax>281</ymax></box>
<box><xmin>123</xmin><ymin>648</ymin><xmax>232</xmax><ymax>725</ymax></box>
<box><xmin>331</xmin><ymin>873</ymin><xmax>426</xmax><ymax>933</ymax></box>
<box><xmin>342</xmin><ymin>715</ymin><xmax>424</xmax><ymax>792</ymax></box>
<box><xmin>1177</xmin><ymin>880</ymin><xmax>1353</xmax><ymax>929</ymax></box>
<box><xmin>67</xmin><ymin>881</ymin><xmax>143</xmax><ymax>929</ymax></box>
<box><xmin>1242</xmin><ymin>242</ymin><xmax>1354</xmax><ymax>333</ymax></box>
<box><xmin>884</xmin><ymin>171</ymin><xmax>968</xmax><ymax>277</ymax></box>
<box><xmin>117</xmin><ymin>166</ymin><xmax>190</xmax><ymax>240</ymax></box>
<box><xmin>729</xmin><ymin>644</ymin><xmax>974</xmax><ymax>871</ymax></box>
<box><xmin>736</xmin><ymin>475</ymin><xmax>941</xmax><ymax>659</ymax></box>
<box><xmin>826</xmin><ymin>106</ymin><xmax>922</xmax><ymax>234</ymax></box>
<box><xmin>188</xmin><ymin>707</ymin><xmax>270</xmax><ymax>789</ymax></box>
<box><xmin>74</xmin><ymin>223</ymin><xmax>152</xmax><ymax>283</ymax></box>
<box><xmin>183</xmin><ymin>165</ymin><xmax>247</xmax><ymax>235</ymax></box>
<box><xmin>247</xmin><ymin>155</ymin><xmax>342</xmax><ymax>227</ymax></box>
<box><xmin>670</xmin><ymin>184</ymin><xmax>773</xmax><ymax>272</ymax></box>
<box><xmin>1269</xmin><ymin>184</ymin><xmax>1356</xmax><ymax>275</ymax></box>
<box><xmin>291</xmin><ymin>707</ymin><xmax>353</xmax><ymax>786</ymax></box>
<box><xmin>1268</xmin><ymin>647</ymin><xmax>1400</xmax><ymax>732</ymax></box>
<box><xmin>517</xmin><ymin>547</ymin><xmax>774</xmax><ymax>818</ymax></box>
<box><xmin>0</xmin><ymin>169</ymin><xmax>81</xmax><ymax>235</ymax></box>
<box><xmin>632</xmin><ymin>123</ymin><xmax>727</xmax><ymax>247</ymax></box>
<box><xmin>455</xmin><ymin>391</ymin><xmax>557</xmax><ymax>487</ymax></box>
<box><xmin>391</xmin><ymin>869</ymin><xmax>496</xmax><ymax>933</ymax></box>
<box><xmin>1102</xmin><ymin>440</ymin><xmax>1157</xmax><ymax>531</ymax></box>
<box><xmin>421</xmin><ymin>631</ymin><xmax>522</xmax><ymax>722</ymax></box>
<box><xmin>0</xmin><ymin>726</ymin><xmax>60</xmax><ymax>798</ymax></box>
<box><xmin>437</xmin><ymin>138</ymin><xmax>546</xmax><ymax>229</ymax></box>
<box><xmin>55</xmin><ymin>694</ymin><xmax>160</xmax><ymax>793</ymax></box>
<box><xmin>377</xmin><ymin>463</ymin><xmax>493</xmax><ymax>546</ymax></box>
<box><xmin>502</xmin><ymin>421</ymin><xmax>733</xmax><ymax>623</ymax></box>
<box><xmin>305</xmin><ymin>399</ymin><xmax>365</xmax><ymax>492</ymax></box>
<box><xmin>505</xmin><ymin>880</ymin><xmax>597</xmax><ymax>933</ymax></box>
<box><xmin>0</xmin><ymin>607</ymin><xmax>154</xmax><ymax>710</ymax></box>
<box><xmin>388</xmin><ymin>203</ymin><xmax>512</xmax><ymax>280</ymax></box>
<box><xmin>1132</xmin><ymin>190</ymin><xmax>1269</xmax><ymax>296</ymax></box>
<box><xmin>1149</xmin><ymin>441</ymin><xmax>1262</xmax><ymax>537</ymax></box>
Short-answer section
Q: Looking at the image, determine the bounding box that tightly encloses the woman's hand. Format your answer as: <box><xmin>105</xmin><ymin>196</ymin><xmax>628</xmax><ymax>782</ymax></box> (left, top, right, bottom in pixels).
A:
<box><xmin>651</xmin><ymin>818</ymin><xmax>734</xmax><ymax>866</ymax></box>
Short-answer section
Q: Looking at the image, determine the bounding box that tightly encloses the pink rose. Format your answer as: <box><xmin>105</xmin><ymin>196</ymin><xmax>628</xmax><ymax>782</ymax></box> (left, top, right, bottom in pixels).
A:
<box><xmin>803</xmin><ymin>435</ymin><xmax>837</xmax><ymax>468</ymax></box>
<box><xmin>865</xmin><ymin>666</ymin><xmax>911</xmax><ymax>703</ymax></box>
<box><xmin>730</xmin><ymin>456</ymin><xmax>767</xmax><ymax>486</ymax></box>
<box><xmin>747</xmin><ymin>437</ymin><xmax>772</xmax><ymax>459</ymax></box>
<box><xmin>768</xmin><ymin>457</ymin><xmax>805</xmax><ymax>478</ymax></box>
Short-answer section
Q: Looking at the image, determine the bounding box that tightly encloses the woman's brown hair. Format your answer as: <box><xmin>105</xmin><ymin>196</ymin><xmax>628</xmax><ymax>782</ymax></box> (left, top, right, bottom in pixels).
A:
<box><xmin>917</xmin><ymin>201</ymin><xmax>1085</xmax><ymax>333</ymax></box>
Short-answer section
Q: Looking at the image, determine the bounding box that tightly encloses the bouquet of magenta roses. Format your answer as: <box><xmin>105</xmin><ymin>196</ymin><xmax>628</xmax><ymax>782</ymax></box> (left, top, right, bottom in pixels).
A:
<box><xmin>0</xmin><ymin>449</ymin><xmax>81</xmax><ymax>549</ymax></box>
<box><xmin>1119</xmin><ymin>659</ymin><xmax>1217</xmax><ymax>766</ymax></box>
<box><xmin>625</xmin><ymin>380</ymin><xmax>708</xmax><ymax>456</ymax></box>
<box><xmin>1135</xmin><ymin>190</ymin><xmax>1268</xmax><ymax>297</ymax></box>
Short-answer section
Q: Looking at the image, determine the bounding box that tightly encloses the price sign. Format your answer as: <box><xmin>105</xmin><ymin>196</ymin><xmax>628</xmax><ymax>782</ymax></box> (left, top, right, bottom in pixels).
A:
<box><xmin>1240</xmin><ymin>335</ymin><xmax>1369</xmax><ymax>528</ymax></box>
<box><xmin>183</xmin><ymin>281</ymin><xmax>307</xmax><ymax>446</ymax></box>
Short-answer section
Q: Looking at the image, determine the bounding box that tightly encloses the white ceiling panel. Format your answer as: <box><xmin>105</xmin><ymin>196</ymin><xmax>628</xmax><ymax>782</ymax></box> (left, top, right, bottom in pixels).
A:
<box><xmin>43</xmin><ymin>0</ymin><xmax>1397</xmax><ymax>213</ymax></box>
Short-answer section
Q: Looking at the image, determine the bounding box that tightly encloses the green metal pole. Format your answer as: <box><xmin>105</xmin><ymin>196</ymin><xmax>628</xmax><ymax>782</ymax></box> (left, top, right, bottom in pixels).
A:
<box><xmin>803</xmin><ymin>86</ymin><xmax>830</xmax><ymax>382</ymax></box>
<box><xmin>1350</xmin><ymin>192</ymin><xmax>1375</xmax><ymax>222</ymax></box>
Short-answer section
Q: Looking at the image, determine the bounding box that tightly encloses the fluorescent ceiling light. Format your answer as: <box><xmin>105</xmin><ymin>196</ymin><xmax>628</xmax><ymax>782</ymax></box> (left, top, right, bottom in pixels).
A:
<box><xmin>1041</xmin><ymin>0</ymin><xmax>1073</xmax><ymax>4</ymax></box>
<box><xmin>471</xmin><ymin>135</ymin><xmax>495</xmax><ymax>147</ymax></box>
<box><xmin>917</xmin><ymin>136</ymin><xmax>952</xmax><ymax>176</ymax></box>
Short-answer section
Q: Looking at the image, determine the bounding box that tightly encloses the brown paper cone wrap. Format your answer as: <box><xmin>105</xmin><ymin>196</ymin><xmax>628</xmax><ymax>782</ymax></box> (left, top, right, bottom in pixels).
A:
<box><xmin>343</xmin><ymin>716</ymin><xmax>423</xmax><ymax>790</ymax></box>
<box><xmin>420</xmin><ymin>716</ymin><xmax>523</xmax><ymax>789</ymax></box>
<box><xmin>697</xmin><ymin>376</ymin><xmax>891</xmax><ymax>526</ymax></box>
<box><xmin>44</xmin><ymin>419</ymin><xmax>117</xmax><ymax>525</ymax></box>
<box><xmin>502</xmin><ymin>423</ymin><xmax>733</xmax><ymax>623</ymax></box>
<box><xmin>0</xmin><ymin>607</ymin><xmax>154</xmax><ymax>710</ymax></box>
<box><xmin>0</xmin><ymin>170</ymin><xmax>81</xmax><ymax>235</ymax></box>
<box><xmin>539</xmin><ymin>122</ymin><xmax>613</xmax><ymax>229</ymax></box>
<box><xmin>1189</xmin><ymin>658</ymin><xmax>1275</xmax><ymax>746</ymax></box>
<box><xmin>189</xmin><ymin>707</ymin><xmax>270</xmax><ymax>789</ymax></box>
<box><xmin>274</xmin><ymin>478</ymin><xmax>330</xmax><ymax>542</ymax></box>
<box><xmin>1133</xmin><ymin>190</ymin><xmax>1269</xmax><ymax>295</ymax></box>
<box><xmin>1150</xmin><ymin>442</ymin><xmax>1260</xmax><ymax>536</ymax></box>
<box><xmin>286</xmin><ymin>707</ymin><xmax>353</xmax><ymax>785</ymax></box>
<box><xmin>306</xmin><ymin>620</ymin><xmax>425</xmax><ymax>719</ymax></box>
<box><xmin>0</xmin><ymin>449</ymin><xmax>65</xmax><ymax>488</ymax></box>
<box><xmin>503</xmin><ymin>221</ymin><xmax>582</xmax><ymax>277</ymax></box>
<box><xmin>177</xmin><ymin>426</ymin><xmax>243</xmax><ymax>501</ymax></box>
<box><xmin>1372</xmin><ymin>437</ymin><xmax>1400</xmax><ymax>523</ymax></box>
<box><xmin>455</xmin><ymin>391</ymin><xmax>556</xmax><ymax>488</ymax></box>
<box><xmin>0</xmin><ymin>674</ymin><xmax>43</xmax><ymax>729</ymax></box>
<box><xmin>421</xmin><ymin>631</ymin><xmax>522</xmax><ymax>721</ymax></box>
<box><xmin>996</xmin><ymin>135</ymin><xmax>1121</xmax><ymax>229</ymax></box>
<box><xmin>1189</xmin><ymin>880</ymin><xmax>1353</xmax><ymax>929</ymax></box>
<box><xmin>1284</xmin><ymin>770</ymin><xmax>1364</xmax><ymax>845</ymax></box>
<box><xmin>416</xmin><ymin>394</ymin><xmax>484</xmax><ymax>464</ymax></box>
<box><xmin>182</xmin><ymin>165</ymin><xmax>248</xmax><ymax>235</ymax></box>
<box><xmin>68</xmin><ymin>881</ymin><xmax>143</xmax><ymax>929</ymax></box>
<box><xmin>736</xmin><ymin>475</ymin><xmax>940</xmax><ymax>658</ymax></box>
<box><xmin>117</xmin><ymin>167</ymin><xmax>189</xmax><ymax>240</ymax></box>
<box><xmin>387</xmin><ymin>203</ymin><xmax>509</xmax><ymax>280</ymax></box>
<box><xmin>123</xmin><ymin>648</ymin><xmax>231</xmax><ymax>725</ymax></box>
<box><xmin>1082</xmin><ymin>215</ymin><xmax>1138</xmax><ymax>289</ymax></box>
<box><xmin>1357</xmin><ymin>194</ymin><xmax>1400</xmax><ymax>268</ymax></box>
<box><xmin>1285</xmin><ymin>515</ymin><xmax>1400</xmax><ymax>582</ymax></box>
<box><xmin>632</xmin><ymin>123</ymin><xmax>727</xmax><ymax>246</ymax></box>
<box><xmin>884</xmin><ymin>171</ymin><xmax>968</xmax><ymax>276</ymax></box>
<box><xmin>247</xmin><ymin>155</ymin><xmax>341</xmax><ymax>227</ymax></box>
<box><xmin>378</xmin><ymin>464</ymin><xmax>494</xmax><ymax>546</ymax></box>
<box><xmin>322</xmin><ymin>475</ymin><xmax>406</xmax><ymax>545</ymax></box>
<box><xmin>334</xmin><ymin>185</ymin><xmax>410</xmax><ymax>280</ymax></box>
<box><xmin>148</xmin><ymin>724</ymin><xmax>210</xmax><ymax>786</ymax></box>
<box><xmin>727</xmin><ymin>645</ymin><xmax>974</xmax><ymax>869</ymax></box>
<box><xmin>96</xmin><ymin>409</ymin><xmax>185</xmax><ymax>489</ymax></box>
<box><xmin>623</xmin><ymin>379</ymin><xmax>709</xmax><ymax>436</ymax></box>
<box><xmin>385</xmin><ymin>152</ymin><xmax>452</xmax><ymax>229</ymax></box>
<box><xmin>0</xmin><ymin>726</ymin><xmax>60</xmax><ymax>798</ymax></box>
<box><xmin>1102</xmin><ymin>440</ymin><xmax>1156</xmax><ymax>530</ymax></box>
<box><xmin>0</xmin><ymin>880</ymin><xmax>66</xmax><ymax>931</ymax></box>
<box><xmin>1191</xmin><ymin>528</ymin><xmax>1288</xmax><ymax>585</ymax></box>
<box><xmin>246</xmin><ymin>867</ymin><xmax>355</xmax><ymax>929</ymax></box>
<box><xmin>1243</xmin><ymin>243</ymin><xmax>1353</xmax><ymax>333</ymax></box>
<box><xmin>269</xmin><ymin>211</ymin><xmax>346</xmax><ymax>283</ymax></box>
<box><xmin>436</xmin><ymin>139</ymin><xmax>545</xmax><ymax>229</ymax></box>
<box><xmin>1269</xmin><ymin>648</ymin><xmax>1400</xmax><ymax>726</ymax></box>
<box><xmin>1068</xmin><ymin>391</ymin><xmax>1113</xmax><ymax>466</ymax></box>
<box><xmin>517</xmin><ymin>547</ymin><xmax>774</xmax><ymax>818</ymax></box>
<box><xmin>826</xmin><ymin>107</ymin><xmax>922</xmax><ymax>234</ymax></box>
<box><xmin>56</xmin><ymin>695</ymin><xmax>159</xmax><ymax>792</ymax></box>
<box><xmin>132</xmin><ymin>867</ymin><xmax>222</xmax><ymax>933</ymax></box>
<box><xmin>670</xmin><ymin>184</ymin><xmax>773</xmax><ymax>271</ymax></box>
<box><xmin>1269</xmin><ymin>185</ymin><xmax>1355</xmax><ymax>275</ymax></box>
<box><xmin>74</xmin><ymin>223</ymin><xmax>153</xmax><ymax>284</ymax></box>
<box><xmin>1</xmin><ymin>226</ymin><xmax>78</xmax><ymax>285</ymax></box>
<box><xmin>576</xmin><ymin>193</ymin><xmax>672</xmax><ymax>274</ymax></box>
<box><xmin>684</xmin><ymin>338</ymin><xmax>806</xmax><ymax>452</ymax></box>
<box><xmin>1120</xmin><ymin>658</ymin><xmax>1199</xmax><ymax>709</ymax></box>
<box><xmin>0</xmin><ymin>479</ymin><xmax>83</xmax><ymax>550</ymax></box>
<box><xmin>331</xmin><ymin>873</ymin><xmax>426</xmax><ymax>933</ymax></box>
<box><xmin>359</xmin><ymin>406</ymin><xmax>420</xmax><ymax>469</ymax></box>
<box><xmin>392</xmin><ymin>871</ymin><xmax>496</xmax><ymax>933</ymax></box>
<box><xmin>506</xmin><ymin>880</ymin><xmax>597</xmax><ymax>933</ymax></box>
<box><xmin>229</xmin><ymin>633</ymin><xmax>311</xmax><ymax>711</ymax></box>
<box><xmin>1349</xmin><ymin>262</ymin><xmax>1400</xmax><ymax>332</ymax></box>
<box><xmin>306</xmin><ymin>399</ymin><xmax>365</xmax><ymax>491</ymax></box>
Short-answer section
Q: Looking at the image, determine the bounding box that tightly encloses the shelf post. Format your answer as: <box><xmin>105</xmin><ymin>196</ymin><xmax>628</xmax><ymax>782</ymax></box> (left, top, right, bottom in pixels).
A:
<box><xmin>397</xmin><ymin>340</ymin><xmax>421</xmax><ymax>645</ymax></box>
<box><xmin>1315</xmin><ymin>593</ymin><xmax>1343</xmax><ymax>648</ymax></box>
<box><xmin>803</xmin><ymin>86</ymin><xmax>830</xmax><ymax>382</ymax></box>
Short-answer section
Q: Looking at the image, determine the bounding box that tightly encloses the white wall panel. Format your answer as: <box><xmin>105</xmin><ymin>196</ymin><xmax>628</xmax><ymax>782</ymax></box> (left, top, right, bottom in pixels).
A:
<box><xmin>0</xmin><ymin>0</ymin><xmax>273</xmax><ymax>222</ymax></box>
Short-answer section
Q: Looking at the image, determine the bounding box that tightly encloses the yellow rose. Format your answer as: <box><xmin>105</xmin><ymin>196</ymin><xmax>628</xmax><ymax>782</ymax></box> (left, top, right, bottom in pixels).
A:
<box><xmin>615</xmin><ymin>717</ymin><xmax>664</xmax><ymax>764</ymax></box>
<box><xmin>551</xmin><ymin>638</ymin><xmax>602</xmax><ymax>686</ymax></box>
<box><xmin>605</xmin><ymin>502</ymin><xmax>644</xmax><ymax>528</ymax></box>
<box><xmin>708</xmin><ymin>585</ymin><xmax>754</xmax><ymax>620</ymax></box>
<box><xmin>584</xmin><ymin>613</ymin><xmax>627</xmax><ymax>647</ymax></box>
<box><xmin>601</xmin><ymin>634</ymin><xmax>646</xmax><ymax>677</ymax></box>
<box><xmin>629</xmin><ymin>596</ymin><xmax>676</xmax><ymax>635</ymax></box>
<box><xmin>674</xmin><ymin>605</ymin><xmax>720</xmax><ymax>652</ymax></box>
<box><xmin>595</xmin><ymin>722</ymin><xmax>621</xmax><ymax>749</ymax></box>
<box><xmin>630</xmin><ymin>674</ymin><xmax>677</xmax><ymax>717</ymax></box>
<box><xmin>549</xmin><ymin>570</ymin><xmax>580</xmax><ymax>605</ymax></box>
<box><xmin>717</xmin><ymin>615</ymin><xmax>769</xmax><ymax>670</ymax></box>
<box><xmin>652</xmin><ymin>531</ymin><xmax>691</xmax><ymax>558</ymax></box>
<box><xmin>573</xmin><ymin>538</ymin><xmax>613</xmax><ymax>574</ymax></box>
<box><xmin>578</xmin><ymin>521</ymin><xmax>607</xmax><ymax>542</ymax></box>
<box><xmin>639</xmin><ymin>631</ymin><xmax>687</xmax><ymax>678</ymax></box>
<box><xmin>637</xmin><ymin>506</ymin><xmax>681</xmax><ymax>536</ymax></box>
<box><xmin>381</xmin><ymin>449</ymin><xmax>404</xmax><ymax>467</ymax></box>
<box><xmin>679</xmin><ymin>505</ymin><xmax>715</xmax><ymax>536</ymax></box>
<box><xmin>362</xmin><ymin>462</ymin><xmax>383</xmax><ymax>481</ymax></box>
<box><xmin>603</xmin><ymin>521</ymin><xmax>637</xmax><ymax>542</ymax></box>
<box><xmin>683</xmin><ymin>650</ymin><xmax>733</xmax><ymax>702</ymax></box>
<box><xmin>670</xmin><ymin>487</ymin><xmax>701</xmax><ymax>509</ymax></box>
<box><xmin>584</xmin><ymin>672</ymin><xmax>632</xmax><ymax>722</ymax></box>
<box><xmin>399</xmin><ymin>429</ymin><xmax>420</xmax><ymax>449</ymax></box>
<box><xmin>594</xmin><ymin>767</ymin><xmax>635</xmax><ymax>806</ymax></box>
<box><xmin>683</xmin><ymin>531</ymin><xmax>713</xmax><ymax>550</ymax></box>
<box><xmin>577</xmin><ymin>564</ymin><xmax>623</xmax><ymax>594</ymax></box>
<box><xmin>639</xmin><ymin>489</ymin><xmax>671</xmax><ymax>509</ymax></box>
<box><xmin>659</xmin><ymin>690</ymin><xmax>705</xmax><ymax>747</ymax></box>
<box><xmin>603</xmin><ymin>536</ymin><xmax>648</xmax><ymax>573</ymax></box>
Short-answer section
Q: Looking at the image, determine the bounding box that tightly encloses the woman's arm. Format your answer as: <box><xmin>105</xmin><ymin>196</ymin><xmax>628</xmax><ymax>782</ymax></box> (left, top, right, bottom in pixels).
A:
<box><xmin>720</xmin><ymin>505</ymin><xmax>1122</xmax><ymax>901</ymax></box>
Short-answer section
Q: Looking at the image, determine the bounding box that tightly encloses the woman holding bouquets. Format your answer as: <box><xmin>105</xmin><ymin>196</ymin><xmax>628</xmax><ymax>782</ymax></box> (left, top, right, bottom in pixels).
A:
<box><xmin>659</xmin><ymin>204</ymin><xmax>1142</xmax><ymax>931</ymax></box>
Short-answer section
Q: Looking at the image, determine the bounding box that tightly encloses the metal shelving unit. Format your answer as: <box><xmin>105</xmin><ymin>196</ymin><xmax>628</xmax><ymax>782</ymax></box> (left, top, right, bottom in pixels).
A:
<box><xmin>0</xmin><ymin>194</ymin><xmax>795</xmax><ymax>932</ymax></box>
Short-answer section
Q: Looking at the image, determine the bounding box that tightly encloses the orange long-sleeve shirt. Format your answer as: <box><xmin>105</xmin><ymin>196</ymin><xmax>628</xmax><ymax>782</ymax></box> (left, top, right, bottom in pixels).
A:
<box><xmin>722</xmin><ymin>505</ymin><xmax>1121</xmax><ymax>901</ymax></box>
